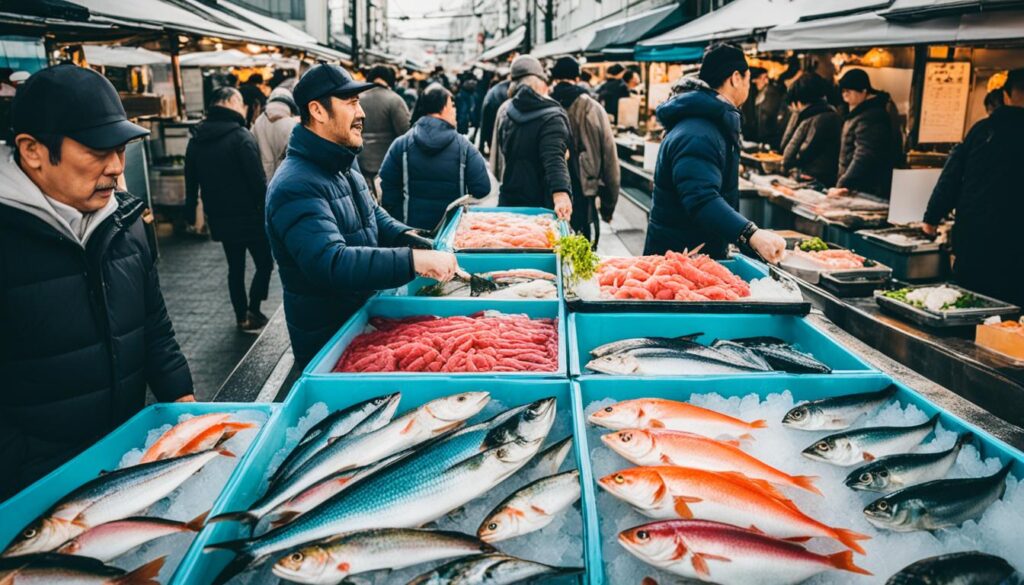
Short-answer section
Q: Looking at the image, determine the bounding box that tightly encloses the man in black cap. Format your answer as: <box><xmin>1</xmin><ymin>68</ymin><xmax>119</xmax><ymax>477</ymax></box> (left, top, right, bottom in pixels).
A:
<box><xmin>0</xmin><ymin>64</ymin><xmax>194</xmax><ymax>500</ymax></box>
<box><xmin>645</xmin><ymin>43</ymin><xmax>786</xmax><ymax>262</ymax></box>
<box><xmin>923</xmin><ymin>69</ymin><xmax>1024</xmax><ymax>306</ymax></box>
<box><xmin>550</xmin><ymin>55</ymin><xmax>620</xmax><ymax>244</ymax></box>
<box><xmin>265</xmin><ymin>63</ymin><xmax>458</xmax><ymax>367</ymax></box>
<box><xmin>596</xmin><ymin>63</ymin><xmax>629</xmax><ymax>123</ymax></box>
<box><xmin>829</xmin><ymin>68</ymin><xmax>903</xmax><ymax>199</ymax></box>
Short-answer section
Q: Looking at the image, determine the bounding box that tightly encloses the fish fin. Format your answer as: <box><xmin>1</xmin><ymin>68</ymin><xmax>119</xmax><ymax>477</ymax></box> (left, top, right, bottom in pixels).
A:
<box><xmin>267</xmin><ymin>511</ymin><xmax>301</xmax><ymax>529</ymax></box>
<box><xmin>749</xmin><ymin>419</ymin><xmax>768</xmax><ymax>429</ymax></box>
<box><xmin>782</xmin><ymin>536</ymin><xmax>812</xmax><ymax>543</ymax></box>
<box><xmin>114</xmin><ymin>555</ymin><xmax>166</xmax><ymax>585</ymax></box>
<box><xmin>827</xmin><ymin>550</ymin><xmax>872</xmax><ymax>576</ymax></box>
<box><xmin>674</xmin><ymin>332</ymin><xmax>704</xmax><ymax>342</ymax></box>
<box><xmin>337</xmin><ymin>561</ymin><xmax>351</xmax><ymax>572</ymax></box>
<box><xmin>648</xmin><ymin>419</ymin><xmax>665</xmax><ymax>429</ymax></box>
<box><xmin>721</xmin><ymin>439</ymin><xmax>742</xmax><ymax>448</ymax></box>
<box><xmin>530</xmin><ymin>504</ymin><xmax>549</xmax><ymax>515</ymax></box>
<box><xmin>747</xmin><ymin>525</ymin><xmax>766</xmax><ymax>535</ymax></box>
<box><xmin>832</xmin><ymin>528</ymin><xmax>871</xmax><ymax>555</ymax></box>
<box><xmin>674</xmin><ymin>496</ymin><xmax>699</xmax><ymax>518</ymax></box>
<box><xmin>71</xmin><ymin>517</ymin><xmax>90</xmax><ymax>528</ymax></box>
<box><xmin>98</xmin><ymin>469</ymin><xmax>112</xmax><ymax>476</ymax></box>
<box><xmin>216</xmin><ymin>448</ymin><xmax>236</xmax><ymax>458</ymax></box>
<box><xmin>401</xmin><ymin>418</ymin><xmax>417</xmax><ymax>434</ymax></box>
<box><xmin>641</xmin><ymin>578</ymin><xmax>659</xmax><ymax>585</ymax></box>
<box><xmin>742</xmin><ymin>478</ymin><xmax>793</xmax><ymax>505</ymax></box>
<box><xmin>862</xmin><ymin>452</ymin><xmax>875</xmax><ymax>462</ymax></box>
<box><xmin>186</xmin><ymin>510</ymin><xmax>210</xmax><ymax>531</ymax></box>
<box><xmin>956</xmin><ymin>432</ymin><xmax>975</xmax><ymax>448</ymax></box>
<box><xmin>792</xmin><ymin>475</ymin><xmax>823</xmax><ymax>496</ymax></box>
<box><xmin>738</xmin><ymin>433</ymin><xmax>756</xmax><ymax>443</ymax></box>
<box><xmin>206</xmin><ymin>510</ymin><xmax>258</xmax><ymax>528</ymax></box>
<box><xmin>670</xmin><ymin>538</ymin><xmax>688</xmax><ymax>560</ymax></box>
<box><xmin>659</xmin><ymin>454</ymin><xmax>677</xmax><ymax>465</ymax></box>
<box><xmin>691</xmin><ymin>553</ymin><xmax>728</xmax><ymax>578</ymax></box>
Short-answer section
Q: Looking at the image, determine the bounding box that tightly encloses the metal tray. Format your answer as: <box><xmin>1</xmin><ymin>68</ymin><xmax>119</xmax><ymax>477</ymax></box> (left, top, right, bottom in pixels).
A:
<box><xmin>874</xmin><ymin>284</ymin><xmax>1021</xmax><ymax>328</ymax></box>
<box><xmin>779</xmin><ymin>242</ymin><xmax>892</xmax><ymax>285</ymax></box>
<box><xmin>857</xmin><ymin>227</ymin><xmax>942</xmax><ymax>253</ymax></box>
<box><xmin>819</xmin><ymin>270</ymin><xmax>891</xmax><ymax>298</ymax></box>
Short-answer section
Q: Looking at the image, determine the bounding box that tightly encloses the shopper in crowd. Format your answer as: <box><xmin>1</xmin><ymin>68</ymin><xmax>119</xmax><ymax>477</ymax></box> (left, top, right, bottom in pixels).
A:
<box><xmin>356</xmin><ymin>65</ymin><xmax>411</xmax><ymax>199</ymax></box>
<box><xmin>829</xmin><ymin>69</ymin><xmax>903</xmax><ymax>199</ymax></box>
<box><xmin>984</xmin><ymin>88</ymin><xmax>1005</xmax><ymax>114</ymax></box>
<box><xmin>492</xmin><ymin>55</ymin><xmax>575</xmax><ymax>221</ymax></box>
<box><xmin>755</xmin><ymin>68</ymin><xmax>787</xmax><ymax>148</ymax></box>
<box><xmin>185</xmin><ymin>87</ymin><xmax>274</xmax><ymax>332</ymax></box>
<box><xmin>455</xmin><ymin>72</ymin><xmax>479</xmax><ymax>136</ymax></box>
<box><xmin>741</xmin><ymin>67</ymin><xmax>765</xmax><ymax>140</ymax></box>
<box><xmin>0</xmin><ymin>64</ymin><xmax>194</xmax><ymax>500</ymax></box>
<box><xmin>380</xmin><ymin>85</ymin><xmax>491</xmax><ymax>230</ymax></box>
<box><xmin>778</xmin><ymin>73</ymin><xmax>842</xmax><ymax>187</ymax></box>
<box><xmin>645</xmin><ymin>44</ymin><xmax>786</xmax><ymax>263</ymax></box>
<box><xmin>265</xmin><ymin>64</ymin><xmax>457</xmax><ymax>367</ymax></box>
<box><xmin>478</xmin><ymin>71</ymin><xmax>511</xmax><ymax>156</ymax></box>
<box><xmin>922</xmin><ymin>70</ymin><xmax>1024</xmax><ymax>306</ymax></box>
<box><xmin>579</xmin><ymin>70</ymin><xmax>596</xmax><ymax>96</ymax></box>
<box><xmin>238</xmin><ymin>83</ymin><xmax>266</xmax><ymax>128</ymax></box>
<box><xmin>252</xmin><ymin>86</ymin><xmax>299</xmax><ymax>180</ymax></box>
<box><xmin>550</xmin><ymin>56</ymin><xmax>620</xmax><ymax>243</ymax></box>
<box><xmin>395</xmin><ymin>72</ymin><xmax>418</xmax><ymax>112</ymax></box>
<box><xmin>597</xmin><ymin>63</ymin><xmax>630</xmax><ymax>123</ymax></box>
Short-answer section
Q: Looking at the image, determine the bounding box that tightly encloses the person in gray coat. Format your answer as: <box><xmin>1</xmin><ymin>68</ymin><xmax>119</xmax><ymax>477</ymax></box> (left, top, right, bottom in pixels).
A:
<box><xmin>779</xmin><ymin>74</ymin><xmax>842</xmax><ymax>187</ymax></box>
<box><xmin>356</xmin><ymin>65</ymin><xmax>411</xmax><ymax>198</ymax></box>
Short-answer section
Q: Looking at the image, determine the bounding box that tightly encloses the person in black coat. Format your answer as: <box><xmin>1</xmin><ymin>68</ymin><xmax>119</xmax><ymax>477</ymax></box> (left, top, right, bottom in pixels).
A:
<box><xmin>779</xmin><ymin>74</ymin><xmax>842</xmax><ymax>187</ymax></box>
<box><xmin>645</xmin><ymin>44</ymin><xmax>786</xmax><ymax>263</ymax></box>
<box><xmin>0</xmin><ymin>65</ymin><xmax>193</xmax><ymax>500</ymax></box>
<box><xmin>830</xmin><ymin>69</ymin><xmax>902</xmax><ymax>199</ymax></box>
<box><xmin>496</xmin><ymin>55</ymin><xmax>574</xmax><ymax>221</ymax></box>
<box><xmin>185</xmin><ymin>87</ymin><xmax>273</xmax><ymax>331</ymax></box>
<box><xmin>923</xmin><ymin>70</ymin><xmax>1024</xmax><ymax>306</ymax></box>
<box><xmin>380</xmin><ymin>86</ymin><xmax>491</xmax><ymax>230</ymax></box>
<box><xmin>597</xmin><ymin>64</ymin><xmax>630</xmax><ymax>123</ymax></box>
<box><xmin>478</xmin><ymin>76</ymin><xmax>510</xmax><ymax>156</ymax></box>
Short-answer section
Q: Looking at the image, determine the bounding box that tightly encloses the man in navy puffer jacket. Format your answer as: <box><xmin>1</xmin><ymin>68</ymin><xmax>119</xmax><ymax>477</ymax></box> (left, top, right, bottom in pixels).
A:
<box><xmin>380</xmin><ymin>85</ymin><xmax>491</xmax><ymax>230</ymax></box>
<box><xmin>645</xmin><ymin>44</ymin><xmax>786</xmax><ymax>262</ymax></box>
<box><xmin>266</xmin><ymin>64</ymin><xmax>458</xmax><ymax>366</ymax></box>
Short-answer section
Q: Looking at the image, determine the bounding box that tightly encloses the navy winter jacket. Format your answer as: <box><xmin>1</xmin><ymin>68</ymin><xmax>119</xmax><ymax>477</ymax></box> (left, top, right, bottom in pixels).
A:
<box><xmin>266</xmin><ymin>125</ymin><xmax>416</xmax><ymax>365</ymax></box>
<box><xmin>644</xmin><ymin>78</ymin><xmax>749</xmax><ymax>258</ymax></box>
<box><xmin>379</xmin><ymin>116</ymin><xmax>491</xmax><ymax>230</ymax></box>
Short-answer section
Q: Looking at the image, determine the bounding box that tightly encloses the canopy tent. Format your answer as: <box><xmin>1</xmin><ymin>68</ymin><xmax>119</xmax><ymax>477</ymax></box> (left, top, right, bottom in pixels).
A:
<box><xmin>634</xmin><ymin>44</ymin><xmax>705</xmax><ymax>62</ymax></box>
<box><xmin>759</xmin><ymin>6</ymin><xmax>1024</xmax><ymax>50</ymax></box>
<box><xmin>531</xmin><ymin>23</ymin><xmax>600</xmax><ymax>59</ymax></box>
<box><xmin>83</xmin><ymin>44</ymin><xmax>169</xmax><ymax>66</ymax></box>
<box><xmin>477</xmin><ymin>27</ymin><xmax>525</xmax><ymax>62</ymax></box>
<box><xmin>585</xmin><ymin>4</ymin><xmax>686</xmax><ymax>54</ymax></box>
<box><xmin>798</xmin><ymin>0</ymin><xmax>894</xmax><ymax>20</ymax></box>
<box><xmin>638</xmin><ymin>0</ymin><xmax>808</xmax><ymax>48</ymax></box>
<box><xmin>215</xmin><ymin>0</ymin><xmax>319</xmax><ymax>45</ymax></box>
<box><xmin>881</xmin><ymin>0</ymin><xmax>1024</xmax><ymax>20</ymax></box>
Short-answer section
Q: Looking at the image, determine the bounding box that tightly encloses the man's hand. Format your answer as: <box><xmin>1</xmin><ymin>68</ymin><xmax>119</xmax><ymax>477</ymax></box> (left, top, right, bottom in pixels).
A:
<box><xmin>175</xmin><ymin>394</ymin><xmax>196</xmax><ymax>403</ymax></box>
<box><xmin>921</xmin><ymin>223</ymin><xmax>937</xmax><ymax>237</ymax></box>
<box><xmin>827</xmin><ymin>187</ymin><xmax>850</xmax><ymax>198</ymax></box>
<box><xmin>750</xmin><ymin>229</ymin><xmax>787</xmax><ymax>264</ymax></box>
<box><xmin>553</xmin><ymin>192</ymin><xmax>572</xmax><ymax>221</ymax></box>
<box><xmin>413</xmin><ymin>249</ymin><xmax>458</xmax><ymax>283</ymax></box>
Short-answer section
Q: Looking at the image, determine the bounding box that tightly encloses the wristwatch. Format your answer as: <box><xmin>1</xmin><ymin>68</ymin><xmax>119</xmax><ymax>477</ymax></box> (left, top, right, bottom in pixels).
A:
<box><xmin>737</xmin><ymin>222</ymin><xmax>758</xmax><ymax>247</ymax></box>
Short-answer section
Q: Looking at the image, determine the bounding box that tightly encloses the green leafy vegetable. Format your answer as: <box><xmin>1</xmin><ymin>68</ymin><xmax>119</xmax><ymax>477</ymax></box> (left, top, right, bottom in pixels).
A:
<box><xmin>555</xmin><ymin>234</ymin><xmax>599</xmax><ymax>283</ymax></box>
<box><xmin>798</xmin><ymin>237</ymin><xmax>829</xmax><ymax>252</ymax></box>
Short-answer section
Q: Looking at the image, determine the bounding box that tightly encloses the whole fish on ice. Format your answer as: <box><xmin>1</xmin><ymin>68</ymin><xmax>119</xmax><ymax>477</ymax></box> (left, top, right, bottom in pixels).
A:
<box><xmin>55</xmin><ymin>513</ymin><xmax>207</xmax><ymax>562</ymax></box>
<box><xmin>845</xmin><ymin>433</ymin><xmax>972</xmax><ymax>493</ymax></box>
<box><xmin>885</xmin><ymin>551</ymin><xmax>1018</xmax><ymax>585</ymax></box>
<box><xmin>477</xmin><ymin>469</ymin><xmax>581</xmax><ymax>542</ymax></box>
<box><xmin>406</xmin><ymin>553</ymin><xmax>584</xmax><ymax>585</ymax></box>
<box><xmin>782</xmin><ymin>385</ymin><xmax>897</xmax><ymax>430</ymax></box>
<box><xmin>588</xmin><ymin>398</ymin><xmax>766</xmax><ymax>441</ymax></box>
<box><xmin>801</xmin><ymin>415</ymin><xmax>939</xmax><ymax>466</ymax></box>
<box><xmin>0</xmin><ymin>552</ymin><xmax>165</xmax><ymax>585</ymax></box>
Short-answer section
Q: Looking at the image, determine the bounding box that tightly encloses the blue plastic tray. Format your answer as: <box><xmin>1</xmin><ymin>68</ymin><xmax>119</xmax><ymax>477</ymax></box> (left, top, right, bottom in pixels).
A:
<box><xmin>572</xmin><ymin>376</ymin><xmax>1024</xmax><ymax>585</ymax></box>
<box><xmin>567</xmin><ymin>312</ymin><xmax>877</xmax><ymax>376</ymax></box>
<box><xmin>305</xmin><ymin>296</ymin><xmax>567</xmax><ymax>378</ymax></box>
<box><xmin>383</xmin><ymin>252</ymin><xmax>562</xmax><ymax>300</ymax></box>
<box><xmin>0</xmin><ymin>402</ymin><xmax>276</xmax><ymax>583</ymax></box>
<box><xmin>180</xmin><ymin>377</ymin><xmax>590</xmax><ymax>584</ymax></box>
<box><xmin>435</xmin><ymin>206</ymin><xmax>568</xmax><ymax>253</ymax></box>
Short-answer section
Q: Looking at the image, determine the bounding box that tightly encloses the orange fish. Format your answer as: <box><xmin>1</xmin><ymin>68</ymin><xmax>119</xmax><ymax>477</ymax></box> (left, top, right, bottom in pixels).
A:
<box><xmin>602</xmin><ymin>428</ymin><xmax>821</xmax><ymax>495</ymax></box>
<box><xmin>174</xmin><ymin>421</ymin><xmax>257</xmax><ymax>457</ymax></box>
<box><xmin>588</xmin><ymin>398</ymin><xmax>766</xmax><ymax>441</ymax></box>
<box><xmin>599</xmin><ymin>466</ymin><xmax>869</xmax><ymax>554</ymax></box>
<box><xmin>140</xmin><ymin>413</ymin><xmax>232</xmax><ymax>463</ymax></box>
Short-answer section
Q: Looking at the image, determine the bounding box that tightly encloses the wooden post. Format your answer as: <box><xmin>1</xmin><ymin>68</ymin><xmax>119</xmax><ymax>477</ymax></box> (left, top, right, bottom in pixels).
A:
<box><xmin>169</xmin><ymin>34</ymin><xmax>186</xmax><ymax>120</ymax></box>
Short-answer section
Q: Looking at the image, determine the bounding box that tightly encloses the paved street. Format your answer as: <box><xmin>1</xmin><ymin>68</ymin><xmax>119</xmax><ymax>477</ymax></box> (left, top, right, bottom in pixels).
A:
<box><xmin>156</xmin><ymin>234</ymin><xmax>283</xmax><ymax>400</ymax></box>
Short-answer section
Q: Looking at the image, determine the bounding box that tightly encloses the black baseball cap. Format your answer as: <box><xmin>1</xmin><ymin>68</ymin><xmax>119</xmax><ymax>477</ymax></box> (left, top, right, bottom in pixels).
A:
<box><xmin>11</xmin><ymin>64</ymin><xmax>148</xmax><ymax>150</ymax></box>
<box><xmin>293</xmin><ymin>63</ymin><xmax>375</xmax><ymax>110</ymax></box>
<box><xmin>838</xmin><ymin>69</ymin><xmax>872</xmax><ymax>92</ymax></box>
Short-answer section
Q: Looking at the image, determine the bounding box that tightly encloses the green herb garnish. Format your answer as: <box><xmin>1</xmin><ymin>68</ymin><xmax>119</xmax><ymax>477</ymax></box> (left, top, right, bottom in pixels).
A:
<box><xmin>555</xmin><ymin>234</ymin><xmax>599</xmax><ymax>284</ymax></box>
<box><xmin>799</xmin><ymin>237</ymin><xmax>829</xmax><ymax>252</ymax></box>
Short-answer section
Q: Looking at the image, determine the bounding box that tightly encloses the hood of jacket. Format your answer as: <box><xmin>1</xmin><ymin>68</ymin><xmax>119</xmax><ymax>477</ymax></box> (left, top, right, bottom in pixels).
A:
<box><xmin>551</xmin><ymin>81</ymin><xmax>587</xmax><ymax>110</ymax></box>
<box><xmin>264</xmin><ymin>99</ymin><xmax>296</xmax><ymax>123</ymax></box>
<box><xmin>193</xmin><ymin>106</ymin><xmax>247</xmax><ymax>141</ymax></box>
<box><xmin>657</xmin><ymin>76</ymin><xmax>741</xmax><ymax>140</ymax></box>
<box><xmin>797</xmin><ymin>99</ymin><xmax>836</xmax><ymax>123</ymax></box>
<box><xmin>287</xmin><ymin>123</ymin><xmax>361</xmax><ymax>174</ymax></box>
<box><xmin>989</xmin><ymin>103</ymin><xmax>1024</xmax><ymax>127</ymax></box>
<box><xmin>507</xmin><ymin>85</ymin><xmax>564</xmax><ymax>124</ymax></box>
<box><xmin>0</xmin><ymin>146</ymin><xmax>118</xmax><ymax>245</ymax></box>
<box><xmin>848</xmin><ymin>91</ymin><xmax>892</xmax><ymax>119</ymax></box>
<box><xmin>411</xmin><ymin>116</ymin><xmax>458</xmax><ymax>154</ymax></box>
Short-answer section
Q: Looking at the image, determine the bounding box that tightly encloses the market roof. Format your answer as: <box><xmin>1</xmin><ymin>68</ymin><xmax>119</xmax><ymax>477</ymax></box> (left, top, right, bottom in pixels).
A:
<box><xmin>478</xmin><ymin>26</ymin><xmax>525</xmax><ymax>62</ymax></box>
<box><xmin>83</xmin><ymin>44</ymin><xmax>169</xmax><ymax>66</ymax></box>
<box><xmin>881</xmin><ymin>0</ymin><xmax>1024</xmax><ymax>20</ymax></box>
<box><xmin>638</xmin><ymin>0</ymin><xmax>808</xmax><ymax>48</ymax></box>
<box><xmin>532</xmin><ymin>22</ymin><xmax>602</xmax><ymax>59</ymax></box>
<box><xmin>585</xmin><ymin>4</ymin><xmax>686</xmax><ymax>53</ymax></box>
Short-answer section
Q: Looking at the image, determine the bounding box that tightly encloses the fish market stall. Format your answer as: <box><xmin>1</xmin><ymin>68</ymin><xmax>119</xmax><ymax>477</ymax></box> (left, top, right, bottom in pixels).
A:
<box><xmin>435</xmin><ymin>208</ymin><xmax>569</xmax><ymax>253</ymax></box>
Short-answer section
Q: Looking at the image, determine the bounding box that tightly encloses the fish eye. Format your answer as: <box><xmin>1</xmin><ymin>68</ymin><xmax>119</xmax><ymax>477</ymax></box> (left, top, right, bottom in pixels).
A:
<box><xmin>457</xmin><ymin>396</ymin><xmax>466</xmax><ymax>402</ymax></box>
<box><xmin>636</xmin><ymin>530</ymin><xmax>649</xmax><ymax>541</ymax></box>
<box><xmin>614</xmin><ymin>474</ymin><xmax>625</xmax><ymax>484</ymax></box>
<box><xmin>22</xmin><ymin>528</ymin><xmax>37</xmax><ymax>539</ymax></box>
<box><xmin>488</xmin><ymin>522</ymin><xmax>498</xmax><ymax>531</ymax></box>
<box><xmin>816</xmin><ymin>442</ymin><xmax>830</xmax><ymax>452</ymax></box>
<box><xmin>877</xmin><ymin>501</ymin><xmax>889</xmax><ymax>511</ymax></box>
<box><xmin>878</xmin><ymin>470</ymin><xmax>888</xmax><ymax>478</ymax></box>
<box><xmin>621</xmin><ymin>433</ymin><xmax>632</xmax><ymax>442</ymax></box>
<box><xmin>290</xmin><ymin>552</ymin><xmax>304</xmax><ymax>563</ymax></box>
<box><xmin>604</xmin><ymin>407</ymin><xmax>614</xmax><ymax>413</ymax></box>
<box><xmin>791</xmin><ymin>410</ymin><xmax>804</xmax><ymax>419</ymax></box>
<box><xmin>860</xmin><ymin>473</ymin><xmax>872</xmax><ymax>482</ymax></box>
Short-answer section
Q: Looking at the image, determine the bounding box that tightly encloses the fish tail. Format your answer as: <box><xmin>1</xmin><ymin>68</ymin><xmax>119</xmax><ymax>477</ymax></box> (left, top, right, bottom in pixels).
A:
<box><xmin>114</xmin><ymin>555</ymin><xmax>167</xmax><ymax>585</ymax></box>
<box><xmin>926</xmin><ymin>414</ymin><xmax>941</xmax><ymax>430</ymax></box>
<box><xmin>203</xmin><ymin>540</ymin><xmax>258</xmax><ymax>585</ymax></box>
<box><xmin>749</xmin><ymin>419</ymin><xmax>768</xmax><ymax>429</ymax></box>
<box><xmin>832</xmin><ymin>528</ymin><xmax>871</xmax><ymax>555</ymax></box>
<box><xmin>956</xmin><ymin>432</ymin><xmax>975</xmax><ymax>448</ymax></box>
<box><xmin>827</xmin><ymin>550</ymin><xmax>872</xmax><ymax>576</ymax></box>
<box><xmin>217</xmin><ymin>448</ymin><xmax>237</xmax><ymax>458</ymax></box>
<box><xmin>207</xmin><ymin>510</ymin><xmax>258</xmax><ymax>528</ymax></box>
<box><xmin>185</xmin><ymin>510</ymin><xmax>210</xmax><ymax>531</ymax></box>
<box><xmin>791</xmin><ymin>475</ymin><xmax>823</xmax><ymax>496</ymax></box>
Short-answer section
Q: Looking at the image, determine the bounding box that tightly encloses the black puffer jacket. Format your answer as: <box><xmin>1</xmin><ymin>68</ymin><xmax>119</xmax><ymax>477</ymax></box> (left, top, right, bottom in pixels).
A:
<box><xmin>185</xmin><ymin>106</ymin><xmax>268</xmax><ymax>242</ymax></box>
<box><xmin>497</xmin><ymin>86</ymin><xmax>574</xmax><ymax>209</ymax></box>
<box><xmin>0</xmin><ymin>162</ymin><xmax>192</xmax><ymax>500</ymax></box>
<box><xmin>837</xmin><ymin>92</ymin><xmax>901</xmax><ymax>197</ymax></box>
<box><xmin>780</xmin><ymin>100</ymin><xmax>842</xmax><ymax>187</ymax></box>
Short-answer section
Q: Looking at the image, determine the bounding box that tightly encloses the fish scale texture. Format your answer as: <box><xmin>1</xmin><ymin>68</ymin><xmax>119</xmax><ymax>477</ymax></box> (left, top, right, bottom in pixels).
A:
<box><xmin>596</xmin><ymin>251</ymin><xmax>750</xmax><ymax>301</ymax></box>
<box><xmin>334</xmin><ymin>313</ymin><xmax>559</xmax><ymax>373</ymax></box>
<box><xmin>454</xmin><ymin>212</ymin><xmax>556</xmax><ymax>249</ymax></box>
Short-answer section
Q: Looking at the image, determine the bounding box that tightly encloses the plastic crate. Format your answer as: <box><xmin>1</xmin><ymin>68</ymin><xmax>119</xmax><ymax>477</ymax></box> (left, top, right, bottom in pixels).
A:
<box><xmin>435</xmin><ymin>206</ymin><xmax>569</xmax><ymax>253</ymax></box>
<box><xmin>305</xmin><ymin>297</ymin><xmax>567</xmax><ymax>378</ymax></box>
<box><xmin>180</xmin><ymin>377</ymin><xmax>590</xmax><ymax>584</ymax></box>
<box><xmin>568</xmin><ymin>312</ymin><xmax>877</xmax><ymax>377</ymax></box>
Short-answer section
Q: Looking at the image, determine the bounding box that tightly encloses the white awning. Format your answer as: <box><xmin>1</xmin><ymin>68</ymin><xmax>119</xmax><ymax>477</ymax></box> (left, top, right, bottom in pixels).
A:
<box><xmin>639</xmin><ymin>0</ymin><xmax>808</xmax><ymax>47</ymax></box>
<box><xmin>180</xmin><ymin>49</ymin><xmax>258</xmax><ymax>67</ymax></box>
<box><xmin>83</xmin><ymin>45</ymin><xmax>169</xmax><ymax>67</ymax></box>
<box><xmin>532</xmin><ymin>25</ymin><xmax>598</xmax><ymax>59</ymax></box>
<box><xmin>218</xmin><ymin>0</ymin><xmax>318</xmax><ymax>45</ymax></box>
<box><xmin>477</xmin><ymin>27</ymin><xmax>525</xmax><ymax>62</ymax></box>
<box><xmin>882</xmin><ymin>0</ymin><xmax>1023</xmax><ymax>20</ymax></box>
